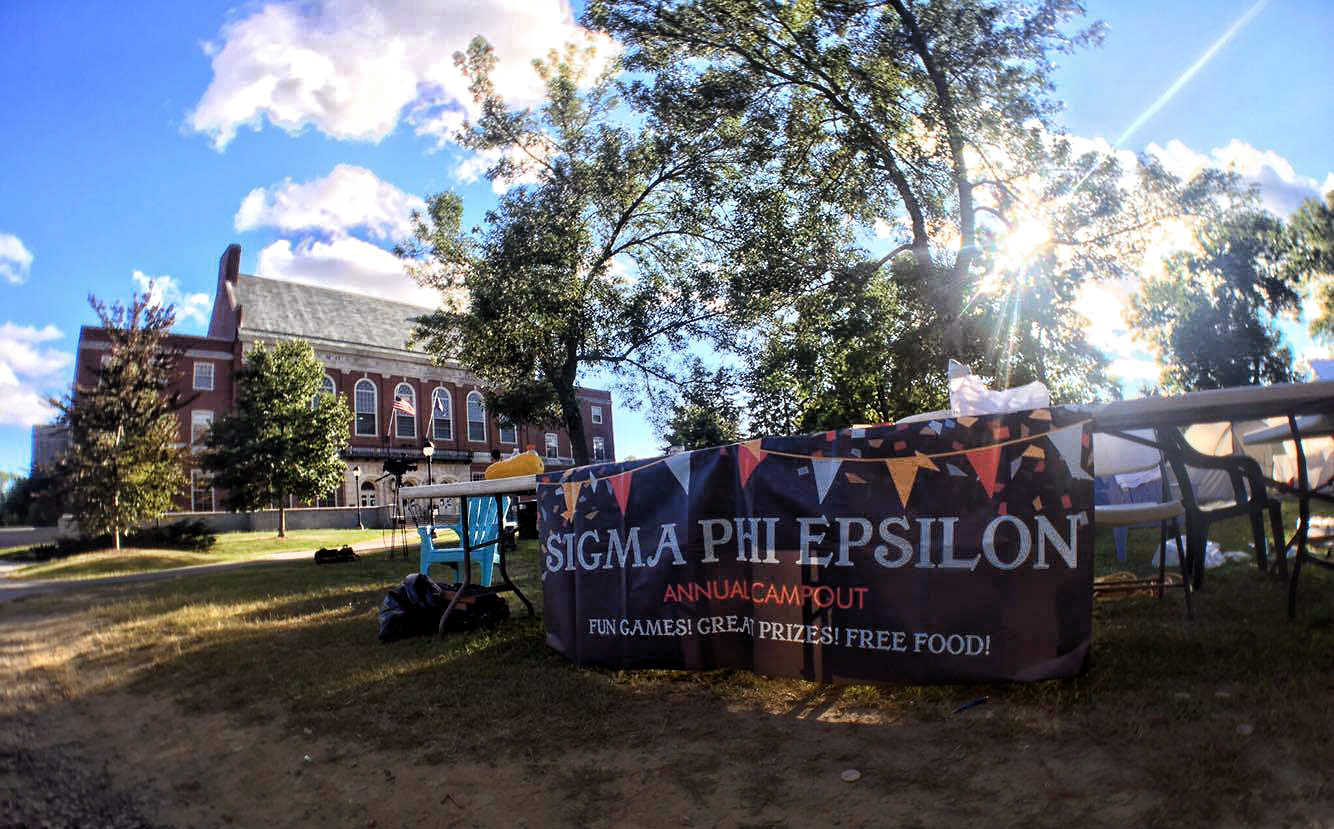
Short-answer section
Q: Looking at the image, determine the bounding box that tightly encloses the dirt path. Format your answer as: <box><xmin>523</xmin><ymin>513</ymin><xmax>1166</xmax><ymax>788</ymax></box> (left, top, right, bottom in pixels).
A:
<box><xmin>2</xmin><ymin>589</ymin><xmax>1329</xmax><ymax>828</ymax></box>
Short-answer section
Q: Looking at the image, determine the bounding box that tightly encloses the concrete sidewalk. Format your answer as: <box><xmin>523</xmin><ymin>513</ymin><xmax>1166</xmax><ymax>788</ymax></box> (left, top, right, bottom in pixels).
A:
<box><xmin>0</xmin><ymin>537</ymin><xmax>405</xmax><ymax>606</ymax></box>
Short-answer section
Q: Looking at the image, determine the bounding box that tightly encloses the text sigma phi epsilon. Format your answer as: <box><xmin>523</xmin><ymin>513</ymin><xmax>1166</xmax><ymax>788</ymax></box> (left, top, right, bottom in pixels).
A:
<box><xmin>545</xmin><ymin>511</ymin><xmax>1090</xmax><ymax>574</ymax></box>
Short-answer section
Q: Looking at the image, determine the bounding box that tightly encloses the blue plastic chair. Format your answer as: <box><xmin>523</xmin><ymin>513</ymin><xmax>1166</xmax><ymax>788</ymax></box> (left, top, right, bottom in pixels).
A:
<box><xmin>418</xmin><ymin>496</ymin><xmax>508</xmax><ymax>586</ymax></box>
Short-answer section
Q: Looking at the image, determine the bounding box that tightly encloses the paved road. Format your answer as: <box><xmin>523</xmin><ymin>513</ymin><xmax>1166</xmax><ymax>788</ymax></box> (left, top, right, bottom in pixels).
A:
<box><xmin>0</xmin><ymin>538</ymin><xmax>400</xmax><ymax>606</ymax></box>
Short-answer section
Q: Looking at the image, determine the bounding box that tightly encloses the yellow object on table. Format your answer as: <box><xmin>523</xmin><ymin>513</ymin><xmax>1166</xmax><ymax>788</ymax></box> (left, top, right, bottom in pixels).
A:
<box><xmin>484</xmin><ymin>449</ymin><xmax>544</xmax><ymax>480</ymax></box>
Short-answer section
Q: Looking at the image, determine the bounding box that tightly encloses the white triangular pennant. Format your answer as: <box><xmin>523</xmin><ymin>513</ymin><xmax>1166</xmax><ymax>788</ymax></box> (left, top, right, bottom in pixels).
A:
<box><xmin>665</xmin><ymin>452</ymin><xmax>692</xmax><ymax>494</ymax></box>
<box><xmin>947</xmin><ymin>463</ymin><xmax>967</xmax><ymax>477</ymax></box>
<box><xmin>927</xmin><ymin>421</ymin><xmax>943</xmax><ymax>435</ymax></box>
<box><xmin>1047</xmin><ymin>426</ymin><xmax>1091</xmax><ymax>480</ymax></box>
<box><xmin>1010</xmin><ymin>457</ymin><xmax>1023</xmax><ymax>479</ymax></box>
<box><xmin>811</xmin><ymin>458</ymin><xmax>843</xmax><ymax>504</ymax></box>
<box><xmin>587</xmin><ymin>475</ymin><xmax>599</xmax><ymax>494</ymax></box>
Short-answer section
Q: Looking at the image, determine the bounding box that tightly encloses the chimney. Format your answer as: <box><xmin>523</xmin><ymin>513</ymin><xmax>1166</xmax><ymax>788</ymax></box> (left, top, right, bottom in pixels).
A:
<box><xmin>218</xmin><ymin>243</ymin><xmax>241</xmax><ymax>285</ymax></box>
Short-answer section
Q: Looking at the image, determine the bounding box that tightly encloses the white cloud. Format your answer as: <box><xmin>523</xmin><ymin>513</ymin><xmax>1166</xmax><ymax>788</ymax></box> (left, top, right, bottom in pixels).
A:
<box><xmin>234</xmin><ymin>164</ymin><xmax>425</xmax><ymax>240</ymax></box>
<box><xmin>131</xmin><ymin>271</ymin><xmax>212</xmax><ymax>328</ymax></box>
<box><xmin>189</xmin><ymin>0</ymin><xmax>615</xmax><ymax>150</ymax></box>
<box><xmin>0</xmin><ymin>233</ymin><xmax>34</xmax><ymax>285</ymax></box>
<box><xmin>255</xmin><ymin>237</ymin><xmax>440</xmax><ymax>307</ymax></box>
<box><xmin>1147</xmin><ymin>139</ymin><xmax>1331</xmax><ymax>216</ymax></box>
<box><xmin>0</xmin><ymin>322</ymin><xmax>70</xmax><ymax>426</ymax></box>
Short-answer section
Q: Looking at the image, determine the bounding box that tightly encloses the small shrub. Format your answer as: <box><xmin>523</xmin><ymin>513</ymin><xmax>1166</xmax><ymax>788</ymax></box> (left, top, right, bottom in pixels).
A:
<box><xmin>128</xmin><ymin>520</ymin><xmax>216</xmax><ymax>552</ymax></box>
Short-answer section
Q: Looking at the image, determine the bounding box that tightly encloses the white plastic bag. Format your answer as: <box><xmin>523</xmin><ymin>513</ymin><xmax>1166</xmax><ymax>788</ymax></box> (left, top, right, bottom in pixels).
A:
<box><xmin>1152</xmin><ymin>537</ymin><xmax>1250</xmax><ymax>569</ymax></box>
<box><xmin>947</xmin><ymin>361</ymin><xmax>1050</xmax><ymax>417</ymax></box>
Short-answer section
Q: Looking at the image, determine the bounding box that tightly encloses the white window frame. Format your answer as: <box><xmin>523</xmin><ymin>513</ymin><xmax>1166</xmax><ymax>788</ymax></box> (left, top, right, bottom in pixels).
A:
<box><xmin>592</xmin><ymin>436</ymin><xmax>606</xmax><ymax>461</ymax></box>
<box><xmin>190</xmin><ymin>469</ymin><xmax>215</xmax><ymax>512</ymax></box>
<box><xmin>591</xmin><ymin>405</ymin><xmax>603</xmax><ymax>425</ymax></box>
<box><xmin>354</xmin><ymin>379</ymin><xmax>377</xmax><ymax>436</ymax></box>
<box><xmin>190</xmin><ymin>410</ymin><xmax>213</xmax><ymax>448</ymax></box>
<box><xmin>193</xmin><ymin>361</ymin><xmax>215</xmax><ymax>391</ymax></box>
<box><xmin>431</xmin><ymin>387</ymin><xmax>453</xmax><ymax>440</ymax></box>
<box><xmin>394</xmin><ymin>382</ymin><xmax>417</xmax><ymax>439</ymax></box>
<box><xmin>545</xmin><ymin>432</ymin><xmax>559</xmax><ymax>459</ymax></box>
<box><xmin>466</xmin><ymin>391</ymin><xmax>487</xmax><ymax>443</ymax></box>
<box><xmin>498</xmin><ymin>418</ymin><xmax>516</xmax><ymax>445</ymax></box>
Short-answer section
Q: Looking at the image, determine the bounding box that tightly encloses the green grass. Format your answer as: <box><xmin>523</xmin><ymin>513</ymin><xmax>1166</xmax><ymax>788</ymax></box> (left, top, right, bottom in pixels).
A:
<box><xmin>5</xmin><ymin>517</ymin><xmax>1333</xmax><ymax>824</ymax></box>
<box><xmin>4</xmin><ymin>529</ymin><xmax>389</xmax><ymax>581</ymax></box>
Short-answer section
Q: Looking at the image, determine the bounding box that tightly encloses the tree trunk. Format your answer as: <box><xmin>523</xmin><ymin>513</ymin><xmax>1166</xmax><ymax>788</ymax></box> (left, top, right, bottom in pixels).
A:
<box><xmin>556</xmin><ymin>379</ymin><xmax>589</xmax><ymax>467</ymax></box>
<box><xmin>114</xmin><ymin>527</ymin><xmax>121</xmax><ymax>551</ymax></box>
<box><xmin>278</xmin><ymin>495</ymin><xmax>287</xmax><ymax>538</ymax></box>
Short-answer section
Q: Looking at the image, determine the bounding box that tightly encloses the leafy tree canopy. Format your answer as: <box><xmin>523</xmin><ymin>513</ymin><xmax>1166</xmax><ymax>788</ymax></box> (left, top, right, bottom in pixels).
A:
<box><xmin>200</xmin><ymin>340</ymin><xmax>351</xmax><ymax>537</ymax></box>
<box><xmin>401</xmin><ymin>38</ymin><xmax>750</xmax><ymax>465</ymax></box>
<box><xmin>1129</xmin><ymin>208</ymin><xmax>1300</xmax><ymax>392</ymax></box>
<box><xmin>1284</xmin><ymin>190</ymin><xmax>1334</xmax><ymax>341</ymax></box>
<box><xmin>55</xmin><ymin>295</ymin><xmax>189</xmax><ymax>549</ymax></box>
<box><xmin>659</xmin><ymin>364</ymin><xmax>743</xmax><ymax>450</ymax></box>
<box><xmin>589</xmin><ymin>0</ymin><xmax>1237</xmax><ymax>415</ymax></box>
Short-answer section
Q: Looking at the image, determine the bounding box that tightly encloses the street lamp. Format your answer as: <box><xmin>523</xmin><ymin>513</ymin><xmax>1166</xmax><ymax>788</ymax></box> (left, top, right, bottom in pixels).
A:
<box><xmin>352</xmin><ymin>465</ymin><xmax>363</xmax><ymax>529</ymax></box>
<box><xmin>422</xmin><ymin>440</ymin><xmax>435</xmax><ymax>526</ymax></box>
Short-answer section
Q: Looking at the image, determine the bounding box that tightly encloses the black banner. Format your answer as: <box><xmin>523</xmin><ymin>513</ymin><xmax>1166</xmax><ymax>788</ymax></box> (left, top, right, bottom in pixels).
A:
<box><xmin>537</xmin><ymin>408</ymin><xmax>1093</xmax><ymax>683</ymax></box>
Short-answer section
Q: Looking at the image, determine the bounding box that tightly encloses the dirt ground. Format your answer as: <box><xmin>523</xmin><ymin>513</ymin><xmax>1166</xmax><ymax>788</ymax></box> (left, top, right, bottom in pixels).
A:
<box><xmin>2</xmin><ymin>595</ymin><xmax>1331</xmax><ymax>829</ymax></box>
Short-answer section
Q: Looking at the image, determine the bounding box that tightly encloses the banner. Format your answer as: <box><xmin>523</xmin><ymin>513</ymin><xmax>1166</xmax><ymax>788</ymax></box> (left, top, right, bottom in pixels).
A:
<box><xmin>536</xmin><ymin>408</ymin><xmax>1093</xmax><ymax>684</ymax></box>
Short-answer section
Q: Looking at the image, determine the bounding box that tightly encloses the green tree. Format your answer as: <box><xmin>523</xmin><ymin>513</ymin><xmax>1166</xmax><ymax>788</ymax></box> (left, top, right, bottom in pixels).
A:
<box><xmin>659</xmin><ymin>366</ymin><xmax>743</xmax><ymax>450</ymax></box>
<box><xmin>201</xmin><ymin>340</ymin><xmax>351</xmax><ymax>537</ymax></box>
<box><xmin>1129</xmin><ymin>209</ymin><xmax>1300</xmax><ymax>391</ymax></box>
<box><xmin>0</xmin><ymin>472</ymin><xmax>64</xmax><ymax>526</ymax></box>
<box><xmin>55</xmin><ymin>295</ymin><xmax>189</xmax><ymax>550</ymax></box>
<box><xmin>590</xmin><ymin>0</ymin><xmax>1232</xmax><ymax>413</ymax></box>
<box><xmin>1284</xmin><ymin>191</ymin><xmax>1334</xmax><ymax>340</ymax></box>
<box><xmin>401</xmin><ymin>38</ymin><xmax>744</xmax><ymax>466</ymax></box>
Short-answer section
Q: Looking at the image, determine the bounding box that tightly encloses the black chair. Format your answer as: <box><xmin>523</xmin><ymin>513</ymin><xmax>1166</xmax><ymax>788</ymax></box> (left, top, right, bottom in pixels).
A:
<box><xmin>1155</xmin><ymin>427</ymin><xmax>1286</xmax><ymax>590</ymax></box>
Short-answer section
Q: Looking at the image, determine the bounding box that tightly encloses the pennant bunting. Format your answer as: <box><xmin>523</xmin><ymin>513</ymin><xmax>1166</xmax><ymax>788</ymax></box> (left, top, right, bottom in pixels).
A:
<box><xmin>946</xmin><ymin>463</ymin><xmax>968</xmax><ymax>477</ymax></box>
<box><xmin>811</xmin><ymin>458</ymin><xmax>843</xmax><ymax>503</ymax></box>
<box><xmin>665</xmin><ymin>452</ymin><xmax>692</xmax><ymax>494</ymax></box>
<box><xmin>561</xmin><ymin>480</ymin><xmax>584</xmax><ymax>522</ymax></box>
<box><xmin>1028</xmin><ymin>409</ymin><xmax>1052</xmax><ymax>421</ymax></box>
<box><xmin>609</xmin><ymin>471</ymin><xmax>633</xmax><ymax>515</ymax></box>
<box><xmin>1022</xmin><ymin>445</ymin><xmax>1045</xmax><ymax>459</ymax></box>
<box><xmin>926</xmin><ymin>421</ymin><xmax>943</xmax><ymax>435</ymax></box>
<box><xmin>586</xmin><ymin>475</ymin><xmax>600</xmax><ymax>494</ymax></box>
<box><xmin>885</xmin><ymin>452</ymin><xmax>938</xmax><ymax>507</ymax></box>
<box><xmin>850</xmin><ymin>427</ymin><xmax>867</xmax><ymax>438</ymax></box>
<box><xmin>1010</xmin><ymin>457</ymin><xmax>1023</xmax><ymax>479</ymax></box>
<box><xmin>585</xmin><ymin>511</ymin><xmax>598</xmax><ymax>520</ymax></box>
<box><xmin>957</xmin><ymin>416</ymin><xmax>977</xmax><ymax>427</ymax></box>
<box><xmin>737</xmin><ymin>440</ymin><xmax>767</xmax><ymax>488</ymax></box>
<box><xmin>845</xmin><ymin>472</ymin><xmax>866</xmax><ymax>484</ymax></box>
<box><xmin>1047</xmin><ymin>426</ymin><xmax>1092</xmax><ymax>480</ymax></box>
<box><xmin>964</xmin><ymin>446</ymin><xmax>1003</xmax><ymax>498</ymax></box>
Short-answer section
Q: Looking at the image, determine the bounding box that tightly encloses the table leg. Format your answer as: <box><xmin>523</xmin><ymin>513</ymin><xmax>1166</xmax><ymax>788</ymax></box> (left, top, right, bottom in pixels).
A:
<box><xmin>495</xmin><ymin>495</ymin><xmax>534</xmax><ymax>618</ymax></box>
<box><xmin>438</xmin><ymin>494</ymin><xmax>472</xmax><ymax>637</ymax></box>
<box><xmin>1287</xmin><ymin>414</ymin><xmax>1310</xmax><ymax>620</ymax></box>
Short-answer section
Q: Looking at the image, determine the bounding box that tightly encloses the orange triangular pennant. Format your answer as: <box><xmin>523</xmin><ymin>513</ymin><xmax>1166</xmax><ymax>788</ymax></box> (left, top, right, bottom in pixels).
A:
<box><xmin>609</xmin><ymin>471</ymin><xmax>633</xmax><ymax>515</ymax></box>
<box><xmin>561</xmin><ymin>480</ymin><xmax>584</xmax><ymax>522</ymax></box>
<box><xmin>738</xmin><ymin>440</ymin><xmax>766</xmax><ymax>488</ymax></box>
<box><xmin>1022</xmin><ymin>445</ymin><xmax>1045</xmax><ymax>459</ymax></box>
<box><xmin>884</xmin><ymin>452</ymin><xmax>937</xmax><ymax>507</ymax></box>
<box><xmin>964</xmin><ymin>446</ymin><xmax>1003</xmax><ymax>498</ymax></box>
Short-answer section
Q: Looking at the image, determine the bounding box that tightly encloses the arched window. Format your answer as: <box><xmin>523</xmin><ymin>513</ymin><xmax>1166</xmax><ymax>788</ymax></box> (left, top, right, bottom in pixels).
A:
<box><xmin>359</xmin><ymin>481</ymin><xmax>377</xmax><ymax>508</ymax></box>
<box><xmin>312</xmin><ymin>375</ymin><xmax>336</xmax><ymax>409</ymax></box>
<box><xmin>354</xmin><ymin>379</ymin><xmax>377</xmax><ymax>436</ymax></box>
<box><xmin>394</xmin><ymin>382</ymin><xmax>416</xmax><ymax>438</ymax></box>
<box><xmin>466</xmin><ymin>391</ymin><xmax>486</xmax><ymax>442</ymax></box>
<box><xmin>431</xmin><ymin>387</ymin><xmax>453</xmax><ymax>440</ymax></box>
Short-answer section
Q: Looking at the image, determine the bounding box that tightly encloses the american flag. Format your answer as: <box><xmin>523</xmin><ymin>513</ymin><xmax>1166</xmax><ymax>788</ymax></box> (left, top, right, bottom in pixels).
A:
<box><xmin>392</xmin><ymin>396</ymin><xmax>415</xmax><ymax>417</ymax></box>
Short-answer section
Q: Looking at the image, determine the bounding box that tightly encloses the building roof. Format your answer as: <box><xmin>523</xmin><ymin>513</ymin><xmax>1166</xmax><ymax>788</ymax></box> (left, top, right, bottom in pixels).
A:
<box><xmin>234</xmin><ymin>275</ymin><xmax>432</xmax><ymax>356</ymax></box>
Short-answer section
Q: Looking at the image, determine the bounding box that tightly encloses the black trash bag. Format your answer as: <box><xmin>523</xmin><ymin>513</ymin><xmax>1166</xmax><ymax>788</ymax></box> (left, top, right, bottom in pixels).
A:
<box><xmin>377</xmin><ymin>573</ymin><xmax>447</xmax><ymax>642</ymax></box>
<box><xmin>314</xmin><ymin>545</ymin><xmax>358</xmax><ymax>564</ymax></box>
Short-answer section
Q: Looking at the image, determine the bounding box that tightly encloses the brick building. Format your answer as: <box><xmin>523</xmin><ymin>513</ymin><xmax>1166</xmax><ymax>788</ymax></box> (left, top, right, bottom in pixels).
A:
<box><xmin>70</xmin><ymin>244</ymin><xmax>616</xmax><ymax>516</ymax></box>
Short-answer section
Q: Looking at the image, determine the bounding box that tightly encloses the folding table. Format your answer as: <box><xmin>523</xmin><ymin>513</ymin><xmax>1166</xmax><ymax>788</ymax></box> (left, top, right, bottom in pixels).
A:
<box><xmin>398</xmin><ymin>475</ymin><xmax>538</xmax><ymax>635</ymax></box>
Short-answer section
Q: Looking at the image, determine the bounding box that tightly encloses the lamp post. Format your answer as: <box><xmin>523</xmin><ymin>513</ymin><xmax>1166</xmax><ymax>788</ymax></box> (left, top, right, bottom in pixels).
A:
<box><xmin>422</xmin><ymin>440</ymin><xmax>435</xmax><ymax>526</ymax></box>
<box><xmin>352</xmin><ymin>465</ymin><xmax>363</xmax><ymax>529</ymax></box>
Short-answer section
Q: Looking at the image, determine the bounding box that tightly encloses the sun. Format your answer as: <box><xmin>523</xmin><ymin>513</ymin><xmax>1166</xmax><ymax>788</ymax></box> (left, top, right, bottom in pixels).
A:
<box><xmin>1002</xmin><ymin>218</ymin><xmax>1052</xmax><ymax>264</ymax></box>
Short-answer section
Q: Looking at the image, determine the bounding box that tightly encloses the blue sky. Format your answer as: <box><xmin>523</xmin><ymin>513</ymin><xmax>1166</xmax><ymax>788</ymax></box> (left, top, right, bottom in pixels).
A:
<box><xmin>0</xmin><ymin>0</ymin><xmax>1331</xmax><ymax>474</ymax></box>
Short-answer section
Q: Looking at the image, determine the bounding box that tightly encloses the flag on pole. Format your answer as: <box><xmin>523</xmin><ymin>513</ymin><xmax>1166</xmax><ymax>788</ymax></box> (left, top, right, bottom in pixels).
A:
<box><xmin>392</xmin><ymin>396</ymin><xmax>416</xmax><ymax>417</ymax></box>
